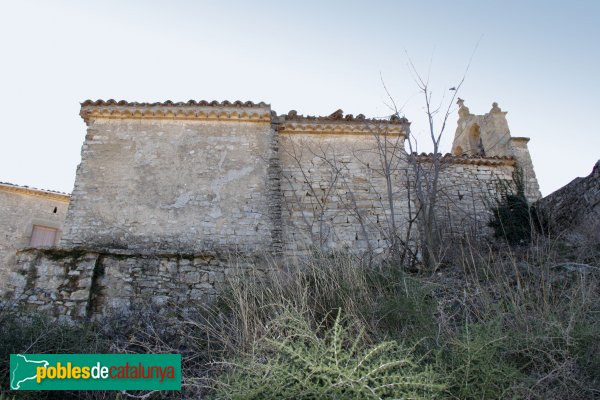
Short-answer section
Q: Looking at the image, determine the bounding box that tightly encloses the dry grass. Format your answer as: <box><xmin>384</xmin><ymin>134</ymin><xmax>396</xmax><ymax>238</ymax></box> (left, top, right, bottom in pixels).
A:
<box><xmin>1</xmin><ymin>236</ymin><xmax>599</xmax><ymax>399</ymax></box>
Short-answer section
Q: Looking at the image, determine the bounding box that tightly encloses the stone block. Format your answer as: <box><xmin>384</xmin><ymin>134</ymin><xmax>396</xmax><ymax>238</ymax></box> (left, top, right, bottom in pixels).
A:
<box><xmin>70</xmin><ymin>290</ymin><xmax>89</xmax><ymax>301</ymax></box>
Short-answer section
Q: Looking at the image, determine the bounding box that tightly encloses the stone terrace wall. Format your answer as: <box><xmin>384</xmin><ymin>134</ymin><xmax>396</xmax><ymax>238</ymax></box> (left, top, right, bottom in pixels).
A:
<box><xmin>9</xmin><ymin>249</ymin><xmax>97</xmax><ymax>320</ymax></box>
<box><xmin>9</xmin><ymin>248</ymin><xmax>263</xmax><ymax>320</ymax></box>
<box><xmin>0</xmin><ymin>185</ymin><xmax>69</xmax><ymax>299</ymax></box>
<box><xmin>61</xmin><ymin>102</ymin><xmax>278</xmax><ymax>254</ymax></box>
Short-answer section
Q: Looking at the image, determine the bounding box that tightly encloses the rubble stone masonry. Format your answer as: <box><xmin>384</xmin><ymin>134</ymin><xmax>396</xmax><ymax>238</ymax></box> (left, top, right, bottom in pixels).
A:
<box><xmin>0</xmin><ymin>184</ymin><xmax>69</xmax><ymax>298</ymax></box>
<box><xmin>0</xmin><ymin>99</ymin><xmax>540</xmax><ymax>319</ymax></box>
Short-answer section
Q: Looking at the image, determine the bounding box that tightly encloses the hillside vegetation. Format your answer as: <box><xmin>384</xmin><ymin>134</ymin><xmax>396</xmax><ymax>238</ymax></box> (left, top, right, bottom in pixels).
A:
<box><xmin>1</xmin><ymin>234</ymin><xmax>599</xmax><ymax>399</ymax></box>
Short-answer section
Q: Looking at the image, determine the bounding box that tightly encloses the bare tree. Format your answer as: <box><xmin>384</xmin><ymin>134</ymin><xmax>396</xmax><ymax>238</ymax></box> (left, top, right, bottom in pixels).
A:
<box><xmin>279</xmin><ymin>51</ymin><xmax>475</xmax><ymax>270</ymax></box>
<box><xmin>280</xmin><ymin>137</ymin><xmax>345</xmax><ymax>252</ymax></box>
<box><xmin>380</xmin><ymin>52</ymin><xmax>473</xmax><ymax>271</ymax></box>
<box><xmin>351</xmin><ymin>121</ymin><xmax>420</xmax><ymax>267</ymax></box>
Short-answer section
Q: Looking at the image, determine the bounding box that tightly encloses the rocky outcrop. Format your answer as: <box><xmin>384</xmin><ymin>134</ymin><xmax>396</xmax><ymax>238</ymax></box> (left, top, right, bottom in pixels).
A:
<box><xmin>536</xmin><ymin>160</ymin><xmax>600</xmax><ymax>245</ymax></box>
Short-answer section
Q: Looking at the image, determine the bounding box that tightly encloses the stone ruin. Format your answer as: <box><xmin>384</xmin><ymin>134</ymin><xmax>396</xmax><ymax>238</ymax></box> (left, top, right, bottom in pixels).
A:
<box><xmin>0</xmin><ymin>99</ymin><xmax>541</xmax><ymax>320</ymax></box>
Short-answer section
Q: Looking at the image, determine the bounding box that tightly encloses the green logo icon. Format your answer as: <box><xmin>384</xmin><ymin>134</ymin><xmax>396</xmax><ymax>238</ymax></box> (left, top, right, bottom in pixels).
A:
<box><xmin>11</xmin><ymin>354</ymin><xmax>50</xmax><ymax>390</ymax></box>
<box><xmin>10</xmin><ymin>354</ymin><xmax>181</xmax><ymax>391</ymax></box>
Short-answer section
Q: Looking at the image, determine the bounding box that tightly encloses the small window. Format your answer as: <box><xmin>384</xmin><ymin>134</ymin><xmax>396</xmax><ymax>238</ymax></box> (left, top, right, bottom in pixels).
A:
<box><xmin>30</xmin><ymin>225</ymin><xmax>58</xmax><ymax>247</ymax></box>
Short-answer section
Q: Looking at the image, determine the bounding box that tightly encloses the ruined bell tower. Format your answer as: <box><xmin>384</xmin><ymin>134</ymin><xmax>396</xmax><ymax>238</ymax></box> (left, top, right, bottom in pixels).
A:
<box><xmin>451</xmin><ymin>100</ymin><xmax>542</xmax><ymax>201</ymax></box>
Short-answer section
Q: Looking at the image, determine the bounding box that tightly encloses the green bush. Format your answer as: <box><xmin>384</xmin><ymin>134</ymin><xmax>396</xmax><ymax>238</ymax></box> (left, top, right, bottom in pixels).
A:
<box><xmin>366</xmin><ymin>267</ymin><xmax>437</xmax><ymax>341</ymax></box>
<box><xmin>2</xmin><ymin>245</ymin><xmax>598</xmax><ymax>399</ymax></box>
<box><xmin>489</xmin><ymin>194</ymin><xmax>534</xmax><ymax>245</ymax></box>
<box><xmin>488</xmin><ymin>169</ymin><xmax>543</xmax><ymax>245</ymax></box>
<box><xmin>212</xmin><ymin>310</ymin><xmax>445</xmax><ymax>399</ymax></box>
<box><xmin>441</xmin><ymin>320</ymin><xmax>521</xmax><ymax>399</ymax></box>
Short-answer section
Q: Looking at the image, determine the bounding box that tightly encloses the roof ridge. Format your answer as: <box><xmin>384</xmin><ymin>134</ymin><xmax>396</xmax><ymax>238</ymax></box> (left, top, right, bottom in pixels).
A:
<box><xmin>280</xmin><ymin>109</ymin><xmax>409</xmax><ymax>125</ymax></box>
<box><xmin>0</xmin><ymin>181</ymin><xmax>70</xmax><ymax>201</ymax></box>
<box><xmin>81</xmin><ymin>99</ymin><xmax>270</xmax><ymax>108</ymax></box>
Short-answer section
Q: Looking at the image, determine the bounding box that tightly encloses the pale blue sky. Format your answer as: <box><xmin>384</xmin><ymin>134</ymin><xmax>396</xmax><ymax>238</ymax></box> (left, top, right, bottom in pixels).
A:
<box><xmin>0</xmin><ymin>0</ymin><xmax>598</xmax><ymax>195</ymax></box>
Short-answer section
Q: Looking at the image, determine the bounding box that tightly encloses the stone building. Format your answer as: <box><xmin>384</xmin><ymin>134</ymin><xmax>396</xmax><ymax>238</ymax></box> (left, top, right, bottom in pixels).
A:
<box><xmin>0</xmin><ymin>182</ymin><xmax>69</xmax><ymax>297</ymax></box>
<box><xmin>451</xmin><ymin>99</ymin><xmax>540</xmax><ymax>202</ymax></box>
<box><xmin>0</xmin><ymin>98</ymin><xmax>540</xmax><ymax>319</ymax></box>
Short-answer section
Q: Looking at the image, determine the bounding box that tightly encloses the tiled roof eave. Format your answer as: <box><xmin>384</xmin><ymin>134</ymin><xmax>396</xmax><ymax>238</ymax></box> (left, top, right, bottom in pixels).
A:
<box><xmin>280</xmin><ymin>122</ymin><xmax>407</xmax><ymax>136</ymax></box>
<box><xmin>412</xmin><ymin>153</ymin><xmax>516</xmax><ymax>166</ymax></box>
<box><xmin>81</xmin><ymin>99</ymin><xmax>270</xmax><ymax>108</ymax></box>
<box><xmin>79</xmin><ymin>100</ymin><xmax>411</xmax><ymax>128</ymax></box>
<box><xmin>80</xmin><ymin>99</ymin><xmax>272</xmax><ymax>124</ymax></box>
<box><xmin>0</xmin><ymin>182</ymin><xmax>70</xmax><ymax>202</ymax></box>
<box><xmin>80</xmin><ymin>108</ymin><xmax>272</xmax><ymax>124</ymax></box>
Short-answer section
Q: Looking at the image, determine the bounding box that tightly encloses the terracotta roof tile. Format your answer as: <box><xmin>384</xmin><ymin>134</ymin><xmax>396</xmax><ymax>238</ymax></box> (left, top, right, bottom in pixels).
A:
<box><xmin>81</xmin><ymin>99</ymin><xmax>270</xmax><ymax>108</ymax></box>
<box><xmin>411</xmin><ymin>153</ymin><xmax>516</xmax><ymax>166</ymax></box>
<box><xmin>280</xmin><ymin>109</ymin><xmax>410</xmax><ymax>125</ymax></box>
<box><xmin>0</xmin><ymin>181</ymin><xmax>70</xmax><ymax>201</ymax></box>
<box><xmin>79</xmin><ymin>100</ymin><xmax>273</xmax><ymax>124</ymax></box>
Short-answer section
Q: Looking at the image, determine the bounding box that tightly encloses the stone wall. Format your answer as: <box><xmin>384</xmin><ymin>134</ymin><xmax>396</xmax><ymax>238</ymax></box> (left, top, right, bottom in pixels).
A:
<box><xmin>280</xmin><ymin>129</ymin><xmax>411</xmax><ymax>258</ymax></box>
<box><xmin>61</xmin><ymin>102</ymin><xmax>277</xmax><ymax>254</ymax></box>
<box><xmin>1</xmin><ymin>99</ymin><xmax>543</xmax><ymax>319</ymax></box>
<box><xmin>278</xmin><ymin>119</ymin><xmax>517</xmax><ymax>257</ymax></box>
<box><xmin>9</xmin><ymin>248</ymin><xmax>264</xmax><ymax>320</ymax></box>
<box><xmin>535</xmin><ymin>160</ymin><xmax>600</xmax><ymax>245</ymax></box>
<box><xmin>58</xmin><ymin>100</ymin><xmax>538</xmax><ymax>261</ymax></box>
<box><xmin>0</xmin><ymin>184</ymin><xmax>69</xmax><ymax>298</ymax></box>
<box><xmin>509</xmin><ymin>137</ymin><xmax>541</xmax><ymax>202</ymax></box>
<box><xmin>428</xmin><ymin>157</ymin><xmax>516</xmax><ymax>236</ymax></box>
<box><xmin>9</xmin><ymin>249</ymin><xmax>97</xmax><ymax>320</ymax></box>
